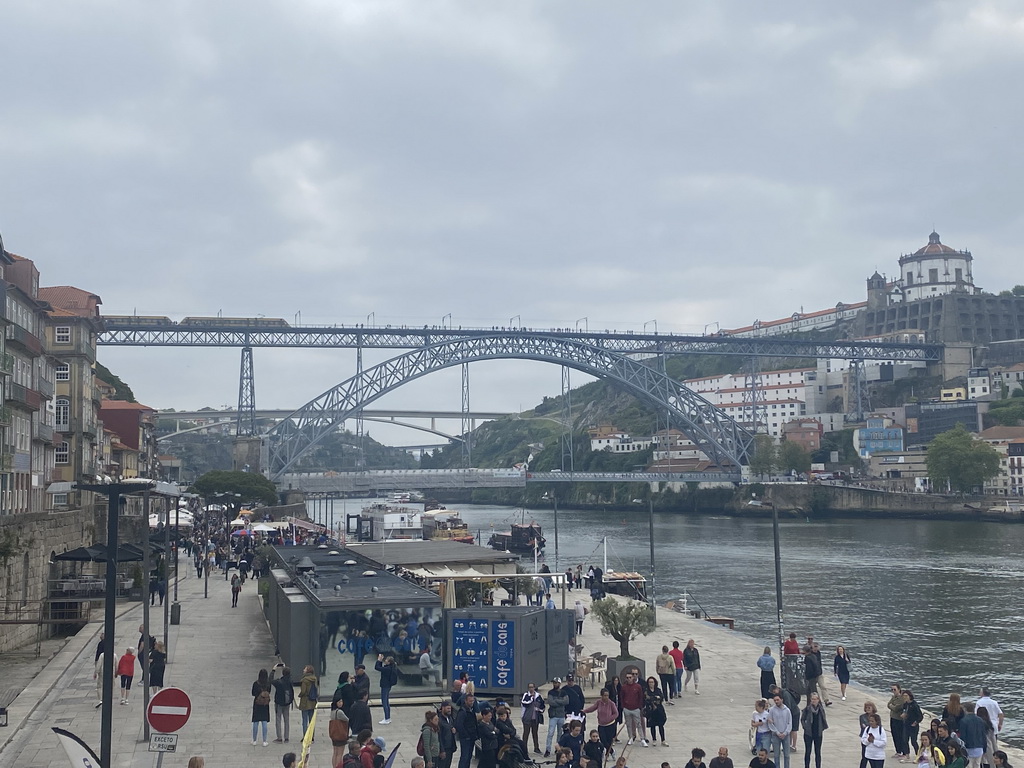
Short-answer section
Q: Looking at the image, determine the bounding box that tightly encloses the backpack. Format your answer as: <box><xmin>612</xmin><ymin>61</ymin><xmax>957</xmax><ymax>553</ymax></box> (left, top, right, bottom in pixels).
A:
<box><xmin>373</xmin><ymin>754</ymin><xmax>385</xmax><ymax>768</ymax></box>
<box><xmin>278</xmin><ymin>680</ymin><xmax>294</xmax><ymax>706</ymax></box>
<box><xmin>308</xmin><ymin>681</ymin><xmax>319</xmax><ymax>703</ymax></box>
<box><xmin>256</xmin><ymin>687</ymin><xmax>271</xmax><ymax>706</ymax></box>
<box><xmin>416</xmin><ymin>734</ymin><xmax>425</xmax><ymax>756</ymax></box>
<box><xmin>343</xmin><ymin>755</ymin><xmax>359</xmax><ymax>768</ymax></box>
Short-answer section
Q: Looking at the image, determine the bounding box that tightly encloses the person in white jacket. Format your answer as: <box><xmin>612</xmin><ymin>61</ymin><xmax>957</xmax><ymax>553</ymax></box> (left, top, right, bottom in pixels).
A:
<box><xmin>860</xmin><ymin>713</ymin><xmax>888</xmax><ymax>767</ymax></box>
<box><xmin>93</xmin><ymin>651</ymin><xmax>106</xmax><ymax>708</ymax></box>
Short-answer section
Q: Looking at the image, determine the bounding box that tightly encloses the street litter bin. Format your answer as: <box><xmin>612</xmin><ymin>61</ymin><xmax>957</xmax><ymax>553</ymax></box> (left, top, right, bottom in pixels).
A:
<box><xmin>170</xmin><ymin>602</ymin><xmax>181</xmax><ymax>625</ymax></box>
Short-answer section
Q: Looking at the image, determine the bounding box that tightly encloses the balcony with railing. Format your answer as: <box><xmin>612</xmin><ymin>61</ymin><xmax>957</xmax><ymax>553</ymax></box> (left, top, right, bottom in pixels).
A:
<box><xmin>37</xmin><ymin>376</ymin><xmax>55</xmax><ymax>398</ymax></box>
<box><xmin>33</xmin><ymin>421</ymin><xmax>55</xmax><ymax>443</ymax></box>
<box><xmin>6</xmin><ymin>324</ymin><xmax>43</xmax><ymax>355</ymax></box>
<box><xmin>8</xmin><ymin>382</ymin><xmax>42</xmax><ymax>411</ymax></box>
<box><xmin>52</xmin><ymin>336</ymin><xmax>97</xmax><ymax>361</ymax></box>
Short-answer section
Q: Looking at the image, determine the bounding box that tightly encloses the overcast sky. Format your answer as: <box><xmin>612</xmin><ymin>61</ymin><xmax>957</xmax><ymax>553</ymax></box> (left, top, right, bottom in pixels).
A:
<box><xmin>2</xmin><ymin>1</ymin><xmax>1022</xmax><ymax>446</ymax></box>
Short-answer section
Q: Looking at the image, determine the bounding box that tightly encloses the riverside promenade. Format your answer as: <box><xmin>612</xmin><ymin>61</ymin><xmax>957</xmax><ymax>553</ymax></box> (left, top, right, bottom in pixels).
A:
<box><xmin>1</xmin><ymin>567</ymin><xmax>1020</xmax><ymax>768</ymax></box>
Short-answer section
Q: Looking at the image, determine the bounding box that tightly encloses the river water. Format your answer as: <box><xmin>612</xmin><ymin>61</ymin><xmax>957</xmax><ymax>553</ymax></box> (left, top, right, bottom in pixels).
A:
<box><xmin>446</xmin><ymin>503</ymin><xmax>1024</xmax><ymax>744</ymax></box>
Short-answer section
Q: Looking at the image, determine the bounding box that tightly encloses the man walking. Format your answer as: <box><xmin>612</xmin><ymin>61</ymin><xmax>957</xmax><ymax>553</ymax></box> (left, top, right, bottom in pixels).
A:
<box><xmin>976</xmin><ymin>688</ymin><xmax>1004</xmax><ymax>734</ymax></box>
<box><xmin>618</xmin><ymin>671</ymin><xmax>648</xmax><ymax>748</ymax></box>
<box><xmin>766</xmin><ymin>694</ymin><xmax>792</xmax><ymax>768</ymax></box>
<box><xmin>958</xmin><ymin>702</ymin><xmax>987</xmax><ymax>768</ymax></box>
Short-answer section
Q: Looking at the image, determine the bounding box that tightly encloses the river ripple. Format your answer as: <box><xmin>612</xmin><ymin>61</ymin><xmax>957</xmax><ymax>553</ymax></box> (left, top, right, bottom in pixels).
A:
<box><xmin>452</xmin><ymin>504</ymin><xmax>1024</xmax><ymax>745</ymax></box>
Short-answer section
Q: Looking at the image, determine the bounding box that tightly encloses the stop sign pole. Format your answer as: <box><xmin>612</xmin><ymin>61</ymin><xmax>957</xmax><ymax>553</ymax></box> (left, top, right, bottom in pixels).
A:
<box><xmin>147</xmin><ymin>687</ymin><xmax>192</xmax><ymax>733</ymax></box>
<box><xmin>147</xmin><ymin>688</ymin><xmax>191</xmax><ymax>768</ymax></box>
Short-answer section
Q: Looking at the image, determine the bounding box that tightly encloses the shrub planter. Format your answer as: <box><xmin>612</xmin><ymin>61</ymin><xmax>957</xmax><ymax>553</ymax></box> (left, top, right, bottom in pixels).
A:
<box><xmin>606</xmin><ymin>657</ymin><xmax>645</xmax><ymax>681</ymax></box>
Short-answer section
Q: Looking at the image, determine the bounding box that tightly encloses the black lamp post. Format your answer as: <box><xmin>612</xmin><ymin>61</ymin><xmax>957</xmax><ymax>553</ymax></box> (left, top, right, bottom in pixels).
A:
<box><xmin>78</xmin><ymin>478</ymin><xmax>155</xmax><ymax>768</ymax></box>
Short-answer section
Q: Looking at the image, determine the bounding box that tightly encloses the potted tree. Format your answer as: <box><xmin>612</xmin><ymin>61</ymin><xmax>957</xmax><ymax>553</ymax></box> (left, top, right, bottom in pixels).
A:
<box><xmin>589</xmin><ymin>598</ymin><xmax>655</xmax><ymax>680</ymax></box>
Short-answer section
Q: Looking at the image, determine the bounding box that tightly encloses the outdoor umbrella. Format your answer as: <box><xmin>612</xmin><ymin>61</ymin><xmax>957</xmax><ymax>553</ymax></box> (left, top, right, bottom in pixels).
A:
<box><xmin>252</xmin><ymin>523</ymin><xmax>275</xmax><ymax>532</ymax></box>
<box><xmin>443</xmin><ymin>579</ymin><xmax>457</xmax><ymax>609</ymax></box>
<box><xmin>54</xmin><ymin>545</ymin><xmax>107</xmax><ymax>562</ymax></box>
<box><xmin>231</xmin><ymin>529</ymin><xmax>252</xmax><ymax>537</ymax></box>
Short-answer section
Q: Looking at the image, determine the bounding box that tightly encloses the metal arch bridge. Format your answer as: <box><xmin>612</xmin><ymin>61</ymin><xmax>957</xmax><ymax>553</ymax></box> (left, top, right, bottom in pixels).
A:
<box><xmin>266</xmin><ymin>333</ymin><xmax>758</xmax><ymax>479</ymax></box>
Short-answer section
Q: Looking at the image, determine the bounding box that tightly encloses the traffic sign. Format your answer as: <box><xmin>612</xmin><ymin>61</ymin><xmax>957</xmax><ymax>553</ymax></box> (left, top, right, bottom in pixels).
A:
<box><xmin>147</xmin><ymin>687</ymin><xmax>192</xmax><ymax>733</ymax></box>
<box><xmin>149</xmin><ymin>733</ymin><xmax>178</xmax><ymax>752</ymax></box>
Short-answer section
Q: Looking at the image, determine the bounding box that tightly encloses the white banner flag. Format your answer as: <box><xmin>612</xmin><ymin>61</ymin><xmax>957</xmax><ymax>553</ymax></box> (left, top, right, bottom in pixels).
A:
<box><xmin>52</xmin><ymin>727</ymin><xmax>102</xmax><ymax>768</ymax></box>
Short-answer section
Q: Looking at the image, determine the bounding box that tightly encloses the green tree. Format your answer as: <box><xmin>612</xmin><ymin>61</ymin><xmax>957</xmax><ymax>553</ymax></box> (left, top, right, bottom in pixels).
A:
<box><xmin>1013</xmin><ymin>285</ymin><xmax>1024</xmax><ymax>297</ymax></box>
<box><xmin>926</xmin><ymin>424</ymin><xmax>1001</xmax><ymax>493</ymax></box>
<box><xmin>95</xmin><ymin>362</ymin><xmax>136</xmax><ymax>402</ymax></box>
<box><xmin>589</xmin><ymin>598</ymin><xmax>655</xmax><ymax>660</ymax></box>
<box><xmin>777</xmin><ymin>441</ymin><xmax>812</xmax><ymax>475</ymax></box>
<box><xmin>190</xmin><ymin>470</ymin><xmax>278</xmax><ymax>506</ymax></box>
<box><xmin>748</xmin><ymin>434</ymin><xmax>777</xmax><ymax>479</ymax></box>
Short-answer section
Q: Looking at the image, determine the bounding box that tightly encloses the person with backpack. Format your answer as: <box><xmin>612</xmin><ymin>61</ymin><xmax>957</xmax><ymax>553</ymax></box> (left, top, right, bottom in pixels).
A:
<box><xmin>251</xmin><ymin>668</ymin><xmax>272</xmax><ymax>747</ymax></box>
<box><xmin>299</xmin><ymin>665</ymin><xmax>320</xmax><ymax>736</ymax></box>
<box><xmin>272</xmin><ymin>666</ymin><xmax>294</xmax><ymax>743</ymax></box>
<box><xmin>421</xmin><ymin>709</ymin><xmax>442</xmax><ymax>768</ymax></box>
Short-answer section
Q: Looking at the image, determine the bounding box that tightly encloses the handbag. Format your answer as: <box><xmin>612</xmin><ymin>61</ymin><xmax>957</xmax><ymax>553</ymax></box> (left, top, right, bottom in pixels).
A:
<box><xmin>329</xmin><ymin>709</ymin><xmax>350</xmax><ymax>742</ymax></box>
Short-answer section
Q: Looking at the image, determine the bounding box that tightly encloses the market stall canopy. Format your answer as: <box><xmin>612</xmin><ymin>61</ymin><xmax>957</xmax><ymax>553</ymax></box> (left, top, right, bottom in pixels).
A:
<box><xmin>406</xmin><ymin>564</ymin><xmax>494</xmax><ymax>580</ymax></box>
<box><xmin>252</xmin><ymin>523</ymin><xmax>276</xmax><ymax>532</ymax></box>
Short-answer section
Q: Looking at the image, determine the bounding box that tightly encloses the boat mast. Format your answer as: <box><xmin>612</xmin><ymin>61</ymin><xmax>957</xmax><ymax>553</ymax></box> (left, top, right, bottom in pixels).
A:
<box><xmin>603</xmin><ymin>537</ymin><xmax>607</xmax><ymax>573</ymax></box>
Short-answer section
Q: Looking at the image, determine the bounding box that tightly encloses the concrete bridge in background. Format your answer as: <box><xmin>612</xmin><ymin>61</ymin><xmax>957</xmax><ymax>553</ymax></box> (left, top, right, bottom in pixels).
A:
<box><xmin>279</xmin><ymin>468</ymin><xmax>742</xmax><ymax>493</ymax></box>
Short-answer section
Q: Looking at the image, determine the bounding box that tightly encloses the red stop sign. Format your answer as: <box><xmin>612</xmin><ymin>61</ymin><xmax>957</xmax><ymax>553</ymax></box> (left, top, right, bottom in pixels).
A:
<box><xmin>147</xmin><ymin>687</ymin><xmax>192</xmax><ymax>733</ymax></box>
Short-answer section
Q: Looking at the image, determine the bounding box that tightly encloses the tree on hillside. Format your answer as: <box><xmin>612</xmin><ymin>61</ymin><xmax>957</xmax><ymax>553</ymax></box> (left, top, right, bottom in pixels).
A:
<box><xmin>589</xmin><ymin>598</ymin><xmax>655</xmax><ymax>660</ymax></box>
<box><xmin>926</xmin><ymin>424</ymin><xmax>1001</xmax><ymax>493</ymax></box>
<box><xmin>190</xmin><ymin>470</ymin><xmax>278</xmax><ymax>506</ymax></box>
<box><xmin>777</xmin><ymin>441</ymin><xmax>812</xmax><ymax>475</ymax></box>
<box><xmin>748</xmin><ymin>434</ymin><xmax>777</xmax><ymax>479</ymax></box>
<box><xmin>95</xmin><ymin>362</ymin><xmax>136</xmax><ymax>402</ymax></box>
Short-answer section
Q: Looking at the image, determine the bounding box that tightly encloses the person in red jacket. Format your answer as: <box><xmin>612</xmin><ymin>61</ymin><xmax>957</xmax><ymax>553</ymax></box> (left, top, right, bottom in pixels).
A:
<box><xmin>116</xmin><ymin>647</ymin><xmax>137</xmax><ymax>705</ymax></box>
<box><xmin>783</xmin><ymin>634</ymin><xmax>800</xmax><ymax>656</ymax></box>
<box><xmin>618</xmin><ymin>671</ymin><xmax>647</xmax><ymax>747</ymax></box>
<box><xmin>360</xmin><ymin>736</ymin><xmax>385</xmax><ymax>768</ymax></box>
<box><xmin>668</xmin><ymin>642</ymin><xmax>685</xmax><ymax>700</ymax></box>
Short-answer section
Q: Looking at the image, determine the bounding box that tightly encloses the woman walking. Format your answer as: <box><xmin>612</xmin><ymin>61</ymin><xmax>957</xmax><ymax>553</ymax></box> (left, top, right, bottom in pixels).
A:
<box><xmin>375</xmin><ymin>654</ymin><xmax>398</xmax><ymax>725</ymax></box>
<box><xmin>861</xmin><ymin>713</ymin><xmax>888</xmax><ymax>768</ymax></box>
<box><xmin>521</xmin><ymin>682</ymin><xmax>544</xmax><ymax>754</ymax></box>
<box><xmin>682</xmin><ymin>639</ymin><xmax>701</xmax><ymax>695</ymax></box>
<box><xmin>833</xmin><ymin>646</ymin><xmax>851</xmax><ymax>701</ymax></box>
<box><xmin>942</xmin><ymin>694</ymin><xmax>965</xmax><ymax>733</ymax></box>
<box><xmin>605</xmin><ymin>676</ymin><xmax>623</xmax><ymax>728</ymax></box>
<box><xmin>116</xmin><ymin>647</ymin><xmax>137</xmax><ymax>705</ymax></box>
<box><xmin>656</xmin><ymin>646</ymin><xmax>676</xmax><ymax>701</ymax></box>
<box><xmin>421</xmin><ymin>710</ymin><xmax>442</xmax><ymax>768</ymax></box>
<box><xmin>644</xmin><ymin>676</ymin><xmax>668</xmax><ymax>747</ymax></box>
<box><xmin>757</xmin><ymin>647</ymin><xmax>777</xmax><ymax>700</ymax></box>
<box><xmin>252</xmin><ymin>668</ymin><xmax>272</xmax><ymax>747</ymax></box>
<box><xmin>149</xmin><ymin>641</ymin><xmax>167</xmax><ymax>691</ymax></box>
<box><xmin>801</xmin><ymin>692</ymin><xmax>829</xmax><ymax>768</ymax></box>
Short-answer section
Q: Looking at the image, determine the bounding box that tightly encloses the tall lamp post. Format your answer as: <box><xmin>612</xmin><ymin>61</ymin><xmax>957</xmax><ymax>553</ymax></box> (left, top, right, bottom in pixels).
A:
<box><xmin>771</xmin><ymin>500</ymin><xmax>786</xmax><ymax>683</ymax></box>
<box><xmin>632</xmin><ymin>497</ymin><xmax>657</xmax><ymax>625</ymax></box>
<box><xmin>78</xmin><ymin>478</ymin><xmax>156</xmax><ymax>768</ymax></box>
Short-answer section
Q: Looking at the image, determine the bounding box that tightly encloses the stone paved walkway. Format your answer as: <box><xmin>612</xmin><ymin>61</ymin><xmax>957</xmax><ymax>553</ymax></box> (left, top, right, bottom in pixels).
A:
<box><xmin>0</xmin><ymin>564</ymin><xmax>1020</xmax><ymax>768</ymax></box>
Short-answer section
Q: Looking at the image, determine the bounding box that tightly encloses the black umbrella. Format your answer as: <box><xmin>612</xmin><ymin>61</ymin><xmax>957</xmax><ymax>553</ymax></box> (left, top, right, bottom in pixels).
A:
<box><xmin>53</xmin><ymin>544</ymin><xmax>145</xmax><ymax>563</ymax></box>
<box><xmin>54</xmin><ymin>545</ymin><xmax>107</xmax><ymax>562</ymax></box>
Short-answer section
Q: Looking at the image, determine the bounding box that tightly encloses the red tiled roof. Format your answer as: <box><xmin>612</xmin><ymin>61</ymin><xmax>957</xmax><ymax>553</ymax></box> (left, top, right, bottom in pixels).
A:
<box><xmin>39</xmin><ymin>285</ymin><xmax>102</xmax><ymax>317</ymax></box>
<box><xmin>100</xmin><ymin>399</ymin><xmax>155</xmax><ymax>412</ymax></box>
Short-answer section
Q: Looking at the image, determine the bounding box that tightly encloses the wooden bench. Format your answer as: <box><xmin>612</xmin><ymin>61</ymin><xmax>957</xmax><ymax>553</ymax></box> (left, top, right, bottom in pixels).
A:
<box><xmin>706</xmin><ymin>616</ymin><xmax>735</xmax><ymax>630</ymax></box>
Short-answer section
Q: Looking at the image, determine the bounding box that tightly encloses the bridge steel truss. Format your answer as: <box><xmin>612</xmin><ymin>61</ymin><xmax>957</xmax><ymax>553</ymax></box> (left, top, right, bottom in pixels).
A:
<box><xmin>266</xmin><ymin>334</ymin><xmax>759</xmax><ymax>479</ymax></box>
<box><xmin>98</xmin><ymin>323</ymin><xmax>943</xmax><ymax>362</ymax></box>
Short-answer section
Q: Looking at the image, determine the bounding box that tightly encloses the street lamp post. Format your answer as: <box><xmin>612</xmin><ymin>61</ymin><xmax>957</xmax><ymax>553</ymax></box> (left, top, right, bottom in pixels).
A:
<box><xmin>771</xmin><ymin>501</ymin><xmax>786</xmax><ymax>681</ymax></box>
<box><xmin>78</xmin><ymin>479</ymin><xmax>156</xmax><ymax>768</ymax></box>
<box><xmin>648</xmin><ymin>498</ymin><xmax>657</xmax><ymax>625</ymax></box>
